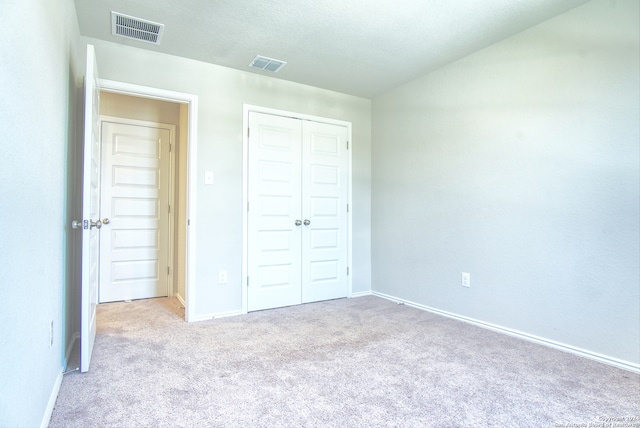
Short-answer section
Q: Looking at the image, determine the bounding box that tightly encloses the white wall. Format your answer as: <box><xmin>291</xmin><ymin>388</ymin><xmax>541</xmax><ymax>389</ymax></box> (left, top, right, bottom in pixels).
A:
<box><xmin>85</xmin><ymin>37</ymin><xmax>373</xmax><ymax>317</ymax></box>
<box><xmin>0</xmin><ymin>0</ymin><xmax>82</xmax><ymax>425</ymax></box>
<box><xmin>372</xmin><ymin>0</ymin><xmax>639</xmax><ymax>367</ymax></box>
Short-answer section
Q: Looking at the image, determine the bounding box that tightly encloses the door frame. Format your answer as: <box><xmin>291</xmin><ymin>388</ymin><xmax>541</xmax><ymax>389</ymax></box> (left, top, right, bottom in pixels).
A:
<box><xmin>241</xmin><ymin>104</ymin><xmax>353</xmax><ymax>314</ymax></box>
<box><xmin>100</xmin><ymin>79</ymin><xmax>199</xmax><ymax>321</ymax></box>
<box><xmin>99</xmin><ymin>116</ymin><xmax>177</xmax><ymax>301</ymax></box>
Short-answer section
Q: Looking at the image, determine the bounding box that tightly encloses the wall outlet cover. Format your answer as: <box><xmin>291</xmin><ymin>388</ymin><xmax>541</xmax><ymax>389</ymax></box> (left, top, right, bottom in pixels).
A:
<box><xmin>461</xmin><ymin>272</ymin><xmax>471</xmax><ymax>288</ymax></box>
<box><xmin>218</xmin><ymin>270</ymin><xmax>228</xmax><ymax>284</ymax></box>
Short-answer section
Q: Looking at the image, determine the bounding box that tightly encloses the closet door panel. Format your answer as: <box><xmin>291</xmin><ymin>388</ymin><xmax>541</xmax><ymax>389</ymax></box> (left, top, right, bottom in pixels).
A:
<box><xmin>247</xmin><ymin>112</ymin><xmax>303</xmax><ymax>311</ymax></box>
<box><xmin>301</xmin><ymin>121</ymin><xmax>349</xmax><ymax>303</ymax></box>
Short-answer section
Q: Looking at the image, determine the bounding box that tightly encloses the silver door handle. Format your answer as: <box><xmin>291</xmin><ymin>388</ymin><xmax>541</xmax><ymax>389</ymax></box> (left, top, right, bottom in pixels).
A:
<box><xmin>303</xmin><ymin>219</ymin><xmax>310</xmax><ymax>226</ymax></box>
<box><xmin>295</xmin><ymin>220</ymin><xmax>302</xmax><ymax>226</ymax></box>
<box><xmin>90</xmin><ymin>219</ymin><xmax>102</xmax><ymax>229</ymax></box>
<box><xmin>71</xmin><ymin>220</ymin><xmax>82</xmax><ymax>229</ymax></box>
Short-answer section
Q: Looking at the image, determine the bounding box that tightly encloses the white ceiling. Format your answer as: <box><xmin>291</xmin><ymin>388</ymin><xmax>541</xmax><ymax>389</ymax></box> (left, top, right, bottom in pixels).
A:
<box><xmin>74</xmin><ymin>0</ymin><xmax>590</xmax><ymax>99</ymax></box>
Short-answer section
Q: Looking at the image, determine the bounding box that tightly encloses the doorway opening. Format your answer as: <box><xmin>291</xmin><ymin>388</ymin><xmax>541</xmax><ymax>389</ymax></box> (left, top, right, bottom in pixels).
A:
<box><xmin>99</xmin><ymin>94</ymin><xmax>180</xmax><ymax>304</ymax></box>
<box><xmin>99</xmin><ymin>79</ymin><xmax>198</xmax><ymax>322</ymax></box>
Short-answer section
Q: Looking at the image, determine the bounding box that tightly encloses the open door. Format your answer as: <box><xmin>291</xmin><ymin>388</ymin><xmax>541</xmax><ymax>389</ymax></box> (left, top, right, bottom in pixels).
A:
<box><xmin>80</xmin><ymin>44</ymin><xmax>101</xmax><ymax>372</ymax></box>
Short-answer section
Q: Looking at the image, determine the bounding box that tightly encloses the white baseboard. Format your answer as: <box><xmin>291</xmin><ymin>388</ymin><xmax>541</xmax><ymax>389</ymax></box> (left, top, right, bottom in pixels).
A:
<box><xmin>191</xmin><ymin>291</ymin><xmax>371</xmax><ymax>320</ymax></box>
<box><xmin>213</xmin><ymin>310</ymin><xmax>244</xmax><ymax>319</ymax></box>
<box><xmin>372</xmin><ymin>291</ymin><xmax>640</xmax><ymax>374</ymax></box>
<box><xmin>350</xmin><ymin>290</ymin><xmax>373</xmax><ymax>298</ymax></box>
<box><xmin>189</xmin><ymin>309</ymin><xmax>244</xmax><ymax>322</ymax></box>
<box><xmin>41</xmin><ymin>370</ymin><xmax>63</xmax><ymax>428</ymax></box>
<box><xmin>175</xmin><ymin>293</ymin><xmax>186</xmax><ymax>307</ymax></box>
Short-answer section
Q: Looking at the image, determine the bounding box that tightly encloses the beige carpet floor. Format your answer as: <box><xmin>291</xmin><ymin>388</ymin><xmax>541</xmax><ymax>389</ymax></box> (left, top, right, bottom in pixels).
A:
<box><xmin>50</xmin><ymin>296</ymin><xmax>638</xmax><ymax>427</ymax></box>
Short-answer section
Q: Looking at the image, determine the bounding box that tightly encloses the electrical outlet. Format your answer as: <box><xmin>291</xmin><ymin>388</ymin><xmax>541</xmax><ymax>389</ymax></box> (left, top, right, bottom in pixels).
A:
<box><xmin>49</xmin><ymin>321</ymin><xmax>54</xmax><ymax>349</ymax></box>
<box><xmin>218</xmin><ymin>270</ymin><xmax>228</xmax><ymax>284</ymax></box>
<box><xmin>461</xmin><ymin>272</ymin><xmax>471</xmax><ymax>288</ymax></box>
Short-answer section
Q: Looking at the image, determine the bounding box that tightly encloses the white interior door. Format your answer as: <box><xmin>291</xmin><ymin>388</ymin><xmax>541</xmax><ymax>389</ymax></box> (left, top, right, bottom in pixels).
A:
<box><xmin>301</xmin><ymin>121</ymin><xmax>349</xmax><ymax>303</ymax></box>
<box><xmin>99</xmin><ymin>120</ymin><xmax>172</xmax><ymax>303</ymax></box>
<box><xmin>247</xmin><ymin>112</ymin><xmax>349</xmax><ymax>311</ymax></box>
<box><xmin>247</xmin><ymin>112</ymin><xmax>302</xmax><ymax>311</ymax></box>
<box><xmin>80</xmin><ymin>45</ymin><xmax>101</xmax><ymax>372</ymax></box>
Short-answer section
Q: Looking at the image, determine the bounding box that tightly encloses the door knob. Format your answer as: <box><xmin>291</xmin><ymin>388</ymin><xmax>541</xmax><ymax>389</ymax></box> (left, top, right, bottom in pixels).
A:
<box><xmin>303</xmin><ymin>219</ymin><xmax>310</xmax><ymax>226</ymax></box>
<box><xmin>90</xmin><ymin>219</ymin><xmax>102</xmax><ymax>229</ymax></box>
<box><xmin>102</xmin><ymin>218</ymin><xmax>110</xmax><ymax>225</ymax></box>
<box><xmin>295</xmin><ymin>220</ymin><xmax>302</xmax><ymax>226</ymax></box>
<box><xmin>71</xmin><ymin>220</ymin><xmax>82</xmax><ymax>229</ymax></box>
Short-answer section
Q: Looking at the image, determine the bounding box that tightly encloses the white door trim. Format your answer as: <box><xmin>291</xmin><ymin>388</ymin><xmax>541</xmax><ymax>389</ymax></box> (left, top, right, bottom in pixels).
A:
<box><xmin>241</xmin><ymin>104</ymin><xmax>353</xmax><ymax>314</ymax></box>
<box><xmin>100</xmin><ymin>79</ymin><xmax>199</xmax><ymax>322</ymax></box>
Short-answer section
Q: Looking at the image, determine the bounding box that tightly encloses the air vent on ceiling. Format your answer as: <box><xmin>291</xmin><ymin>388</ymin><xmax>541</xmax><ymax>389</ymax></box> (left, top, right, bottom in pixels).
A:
<box><xmin>111</xmin><ymin>12</ymin><xmax>164</xmax><ymax>45</ymax></box>
<box><xmin>249</xmin><ymin>55</ymin><xmax>287</xmax><ymax>73</ymax></box>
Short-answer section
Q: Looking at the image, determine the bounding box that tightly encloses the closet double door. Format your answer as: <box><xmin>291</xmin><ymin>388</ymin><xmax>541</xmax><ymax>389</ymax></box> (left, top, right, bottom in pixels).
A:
<box><xmin>247</xmin><ymin>112</ymin><xmax>349</xmax><ymax>312</ymax></box>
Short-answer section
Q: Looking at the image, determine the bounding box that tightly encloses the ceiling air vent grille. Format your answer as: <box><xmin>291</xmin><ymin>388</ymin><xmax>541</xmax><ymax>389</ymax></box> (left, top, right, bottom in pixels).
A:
<box><xmin>111</xmin><ymin>12</ymin><xmax>164</xmax><ymax>45</ymax></box>
<box><xmin>249</xmin><ymin>55</ymin><xmax>287</xmax><ymax>73</ymax></box>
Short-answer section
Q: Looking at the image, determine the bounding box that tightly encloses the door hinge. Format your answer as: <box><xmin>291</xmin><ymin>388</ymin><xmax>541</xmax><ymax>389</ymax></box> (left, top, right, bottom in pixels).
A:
<box><xmin>247</xmin><ymin>277</ymin><xmax>249</xmax><ymax>287</ymax></box>
<box><xmin>167</xmin><ymin>266</ymin><xmax>170</xmax><ymax>275</ymax></box>
<box><xmin>188</xmin><ymin>219</ymin><xmax>190</xmax><ymax>226</ymax></box>
<box><xmin>169</xmin><ymin>144</ymin><xmax>173</xmax><ymax>153</ymax></box>
<box><xmin>347</xmin><ymin>267</ymin><xmax>350</xmax><ymax>276</ymax></box>
<box><xmin>168</xmin><ymin>204</ymin><xmax>171</xmax><ymax>214</ymax></box>
<box><xmin>247</xmin><ymin>202</ymin><xmax>249</xmax><ymax>211</ymax></box>
<box><xmin>247</xmin><ymin>128</ymin><xmax>250</xmax><ymax>138</ymax></box>
<box><xmin>346</xmin><ymin>140</ymin><xmax>349</xmax><ymax>150</ymax></box>
<box><xmin>347</xmin><ymin>203</ymin><xmax>349</xmax><ymax>213</ymax></box>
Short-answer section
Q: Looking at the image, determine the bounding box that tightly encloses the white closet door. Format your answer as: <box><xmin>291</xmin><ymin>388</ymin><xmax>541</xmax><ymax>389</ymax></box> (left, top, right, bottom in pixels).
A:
<box><xmin>247</xmin><ymin>112</ymin><xmax>303</xmax><ymax>311</ymax></box>
<box><xmin>301</xmin><ymin>121</ymin><xmax>349</xmax><ymax>303</ymax></box>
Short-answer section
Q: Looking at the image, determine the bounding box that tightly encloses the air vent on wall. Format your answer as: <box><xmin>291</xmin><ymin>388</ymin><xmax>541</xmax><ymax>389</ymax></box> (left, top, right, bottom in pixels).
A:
<box><xmin>111</xmin><ymin>12</ymin><xmax>164</xmax><ymax>45</ymax></box>
<box><xmin>249</xmin><ymin>55</ymin><xmax>287</xmax><ymax>73</ymax></box>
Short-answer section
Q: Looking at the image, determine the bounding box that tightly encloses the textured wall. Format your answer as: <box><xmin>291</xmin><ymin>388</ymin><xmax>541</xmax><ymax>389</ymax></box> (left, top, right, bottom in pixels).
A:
<box><xmin>372</xmin><ymin>0</ymin><xmax>639</xmax><ymax>366</ymax></box>
<box><xmin>86</xmin><ymin>37</ymin><xmax>373</xmax><ymax>317</ymax></box>
<box><xmin>0</xmin><ymin>0</ymin><xmax>82</xmax><ymax>425</ymax></box>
